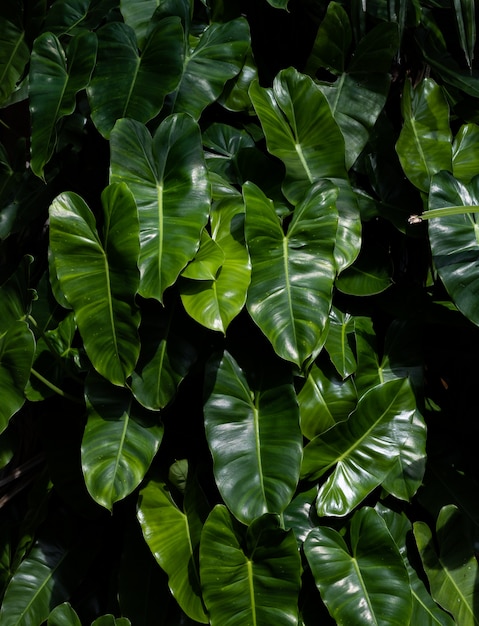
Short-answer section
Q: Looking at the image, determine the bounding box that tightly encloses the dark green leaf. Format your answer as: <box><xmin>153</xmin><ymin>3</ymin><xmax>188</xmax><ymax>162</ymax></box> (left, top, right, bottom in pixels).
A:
<box><xmin>324</xmin><ymin>307</ymin><xmax>356</xmax><ymax>378</ymax></box>
<box><xmin>0</xmin><ymin>18</ymin><xmax>29</xmax><ymax>106</ymax></box>
<box><xmin>336</xmin><ymin>243</ymin><xmax>393</xmax><ymax>295</ymax></box>
<box><xmin>453</xmin><ymin>123</ymin><xmax>479</xmax><ymax>183</ymax></box>
<box><xmin>453</xmin><ymin>0</ymin><xmax>476</xmax><ymax>69</ymax></box>
<box><xmin>48</xmin><ymin>602</ymin><xmax>81</xmax><ymax>626</ymax></box>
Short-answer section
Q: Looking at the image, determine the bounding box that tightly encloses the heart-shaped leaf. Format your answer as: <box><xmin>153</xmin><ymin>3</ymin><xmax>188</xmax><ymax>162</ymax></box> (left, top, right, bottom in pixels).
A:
<box><xmin>110</xmin><ymin>116</ymin><xmax>210</xmax><ymax>302</ymax></box>
<box><xmin>204</xmin><ymin>351</ymin><xmax>302</xmax><ymax>525</ymax></box>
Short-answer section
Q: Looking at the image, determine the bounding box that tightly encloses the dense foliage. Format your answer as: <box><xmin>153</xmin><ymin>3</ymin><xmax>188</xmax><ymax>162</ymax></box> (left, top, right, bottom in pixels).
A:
<box><xmin>1</xmin><ymin>0</ymin><xmax>479</xmax><ymax>623</ymax></box>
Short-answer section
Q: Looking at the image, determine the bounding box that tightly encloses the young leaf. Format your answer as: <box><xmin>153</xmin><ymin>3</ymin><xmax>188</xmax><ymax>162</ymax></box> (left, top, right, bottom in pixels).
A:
<box><xmin>48</xmin><ymin>602</ymin><xmax>82</xmax><ymax>626</ymax></box>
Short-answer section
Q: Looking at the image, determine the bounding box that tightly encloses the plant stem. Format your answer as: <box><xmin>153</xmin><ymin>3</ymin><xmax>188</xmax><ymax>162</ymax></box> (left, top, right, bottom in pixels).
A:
<box><xmin>409</xmin><ymin>205</ymin><xmax>479</xmax><ymax>223</ymax></box>
<box><xmin>30</xmin><ymin>368</ymin><xmax>83</xmax><ymax>404</ymax></box>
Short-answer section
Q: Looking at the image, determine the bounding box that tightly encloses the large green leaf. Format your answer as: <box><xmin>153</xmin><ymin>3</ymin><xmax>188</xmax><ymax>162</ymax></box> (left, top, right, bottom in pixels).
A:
<box><xmin>204</xmin><ymin>351</ymin><xmax>302</xmax><ymax>525</ymax></box>
<box><xmin>395</xmin><ymin>78</ymin><xmax>452</xmax><ymax>192</ymax></box>
<box><xmin>414</xmin><ymin>505</ymin><xmax>479</xmax><ymax>625</ymax></box>
<box><xmin>0</xmin><ymin>18</ymin><xmax>29</xmax><ymax>106</ymax></box>
<box><xmin>49</xmin><ymin>183</ymin><xmax>140</xmax><ymax>386</ymax></box>
<box><xmin>137</xmin><ymin>474</ymin><xmax>208</xmax><ymax>623</ymax></box>
<box><xmin>168</xmin><ymin>18</ymin><xmax>250</xmax><ymax>120</ymax></box>
<box><xmin>120</xmin><ymin>0</ymin><xmax>183</xmax><ymax>49</ymax></box>
<box><xmin>82</xmin><ymin>374</ymin><xmax>163</xmax><ymax>511</ymax></box>
<box><xmin>301</xmin><ymin>378</ymin><xmax>417</xmax><ymax>516</ymax></box>
<box><xmin>29</xmin><ymin>31</ymin><xmax>97</xmax><ymax>178</ymax></box>
<box><xmin>427</xmin><ymin>171</ymin><xmax>479</xmax><ymax>326</ymax></box>
<box><xmin>200</xmin><ymin>506</ymin><xmax>301</xmax><ymax>626</ymax></box>
<box><xmin>244</xmin><ymin>181</ymin><xmax>338</xmax><ymax>369</ymax></box>
<box><xmin>453</xmin><ymin>123</ymin><xmax>479</xmax><ymax>183</ymax></box>
<box><xmin>180</xmin><ymin>195</ymin><xmax>251</xmax><ymax>333</ymax></box>
<box><xmin>249</xmin><ymin>66</ymin><xmax>346</xmax><ymax>204</ymax></box>
<box><xmin>110</xmin><ymin>116</ymin><xmax>210</xmax><ymax>302</ymax></box>
<box><xmin>305</xmin><ymin>507</ymin><xmax>412</xmax><ymax>625</ymax></box>
<box><xmin>87</xmin><ymin>19</ymin><xmax>183</xmax><ymax>138</ymax></box>
<box><xmin>0</xmin><ymin>321</ymin><xmax>35</xmax><ymax>434</ymax></box>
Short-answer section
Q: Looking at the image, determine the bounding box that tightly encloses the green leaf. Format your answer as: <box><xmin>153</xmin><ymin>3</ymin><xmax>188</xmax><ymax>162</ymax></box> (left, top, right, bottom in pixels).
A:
<box><xmin>29</xmin><ymin>31</ymin><xmax>97</xmax><ymax>178</ymax></box>
<box><xmin>453</xmin><ymin>123</ymin><xmax>479</xmax><ymax>183</ymax></box>
<box><xmin>395</xmin><ymin>78</ymin><xmax>452</xmax><ymax>192</ymax></box>
<box><xmin>137</xmin><ymin>475</ymin><xmax>208</xmax><ymax>624</ymax></box>
<box><xmin>336</xmin><ymin>242</ymin><xmax>393</xmax><ymax>295</ymax></box>
<box><xmin>91</xmin><ymin>616</ymin><xmax>131</xmax><ymax>626</ymax></box>
<box><xmin>298</xmin><ymin>362</ymin><xmax>357</xmax><ymax>439</ymax></box>
<box><xmin>204</xmin><ymin>351</ymin><xmax>302</xmax><ymax>525</ymax></box>
<box><xmin>0</xmin><ymin>321</ymin><xmax>35</xmax><ymax>434</ymax></box>
<box><xmin>181</xmin><ymin>230</ymin><xmax>224</xmax><ymax>280</ymax></box>
<box><xmin>414</xmin><ymin>505</ymin><xmax>479</xmax><ymax>625</ymax></box>
<box><xmin>120</xmin><ymin>0</ymin><xmax>181</xmax><ymax>49</ymax></box>
<box><xmin>87</xmin><ymin>20</ymin><xmax>184</xmax><ymax>138</ymax></box>
<box><xmin>244</xmin><ymin>181</ymin><xmax>338</xmax><ymax>369</ymax></box>
<box><xmin>44</xmin><ymin>0</ymin><xmax>97</xmax><ymax>35</ymax></box>
<box><xmin>324</xmin><ymin>307</ymin><xmax>356</xmax><ymax>378</ymax></box>
<box><xmin>266</xmin><ymin>0</ymin><xmax>289</xmax><ymax>8</ymax></box>
<box><xmin>0</xmin><ymin>255</ymin><xmax>35</xmax><ymax>332</ymax></box>
<box><xmin>454</xmin><ymin>0</ymin><xmax>476</xmax><ymax>69</ymax></box>
<box><xmin>305</xmin><ymin>507</ymin><xmax>412</xmax><ymax>625</ymax></box>
<box><xmin>169</xmin><ymin>18</ymin><xmax>250</xmax><ymax>120</ymax></box>
<box><xmin>305</xmin><ymin>1</ymin><xmax>351</xmax><ymax>75</ymax></box>
<box><xmin>180</xmin><ymin>195</ymin><xmax>251</xmax><ymax>333</ymax></box>
<box><xmin>249</xmin><ymin>66</ymin><xmax>346</xmax><ymax>204</ymax></box>
<box><xmin>0</xmin><ymin>18</ymin><xmax>29</xmax><ymax>106</ymax></box>
<box><xmin>49</xmin><ymin>183</ymin><xmax>140</xmax><ymax>386</ymax></box>
<box><xmin>48</xmin><ymin>602</ymin><xmax>82</xmax><ymax>626</ymax></box>
<box><xmin>110</xmin><ymin>116</ymin><xmax>210</xmax><ymax>303</ymax></box>
<box><xmin>427</xmin><ymin>171</ymin><xmax>479</xmax><ymax>326</ymax></box>
<box><xmin>82</xmin><ymin>374</ymin><xmax>163</xmax><ymax>511</ymax></box>
<box><xmin>200</xmin><ymin>506</ymin><xmax>301</xmax><ymax>626</ymax></box>
<box><xmin>302</xmin><ymin>378</ymin><xmax>417</xmax><ymax>516</ymax></box>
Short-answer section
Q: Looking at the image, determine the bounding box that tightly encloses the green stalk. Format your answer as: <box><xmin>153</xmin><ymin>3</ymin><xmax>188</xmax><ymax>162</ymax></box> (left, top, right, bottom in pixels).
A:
<box><xmin>409</xmin><ymin>205</ymin><xmax>479</xmax><ymax>223</ymax></box>
<box><xmin>30</xmin><ymin>367</ymin><xmax>83</xmax><ymax>404</ymax></box>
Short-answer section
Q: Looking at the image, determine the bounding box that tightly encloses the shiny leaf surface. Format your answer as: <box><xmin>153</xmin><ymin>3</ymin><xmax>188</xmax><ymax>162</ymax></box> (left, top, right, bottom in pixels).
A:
<box><xmin>0</xmin><ymin>18</ymin><xmax>29</xmax><ymax>105</ymax></box>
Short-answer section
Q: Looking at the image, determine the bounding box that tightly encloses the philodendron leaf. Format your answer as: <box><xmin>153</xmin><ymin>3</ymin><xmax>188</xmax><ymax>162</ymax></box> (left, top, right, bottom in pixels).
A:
<box><xmin>453</xmin><ymin>123</ymin><xmax>479</xmax><ymax>182</ymax></box>
<box><xmin>180</xmin><ymin>195</ymin><xmax>251</xmax><ymax>333</ymax></box>
<box><xmin>454</xmin><ymin>0</ymin><xmax>475</xmax><ymax>69</ymax></box>
<box><xmin>181</xmin><ymin>230</ymin><xmax>224</xmax><ymax>281</ymax></box>
<box><xmin>396</xmin><ymin>78</ymin><xmax>452</xmax><ymax>192</ymax></box>
<box><xmin>324</xmin><ymin>306</ymin><xmax>356</xmax><ymax>378</ymax></box>
<box><xmin>91</xmin><ymin>616</ymin><xmax>131</xmax><ymax>625</ymax></box>
<box><xmin>48</xmin><ymin>602</ymin><xmax>82</xmax><ymax>626</ymax></box>
<box><xmin>200</xmin><ymin>506</ymin><xmax>301</xmax><ymax>626</ymax></box>
<box><xmin>302</xmin><ymin>378</ymin><xmax>417</xmax><ymax>516</ymax></box>
<box><xmin>137</xmin><ymin>474</ymin><xmax>209</xmax><ymax>623</ymax></box>
<box><xmin>427</xmin><ymin>171</ymin><xmax>479</xmax><ymax>326</ymax></box>
<box><xmin>204</xmin><ymin>351</ymin><xmax>302</xmax><ymax>525</ymax></box>
<box><xmin>244</xmin><ymin>181</ymin><xmax>338</xmax><ymax>369</ymax></box>
<box><xmin>110</xmin><ymin>116</ymin><xmax>210</xmax><ymax>303</ymax></box>
<box><xmin>0</xmin><ymin>321</ymin><xmax>35</xmax><ymax>434</ymax></box>
<box><xmin>82</xmin><ymin>374</ymin><xmax>163</xmax><ymax>511</ymax></box>
<box><xmin>169</xmin><ymin>18</ymin><xmax>250</xmax><ymax>120</ymax></box>
<box><xmin>29</xmin><ymin>30</ymin><xmax>97</xmax><ymax>178</ymax></box>
<box><xmin>249</xmin><ymin>66</ymin><xmax>346</xmax><ymax>204</ymax></box>
<box><xmin>305</xmin><ymin>507</ymin><xmax>412</xmax><ymax>625</ymax></box>
<box><xmin>49</xmin><ymin>183</ymin><xmax>140</xmax><ymax>386</ymax></box>
<box><xmin>414</xmin><ymin>505</ymin><xmax>479</xmax><ymax>625</ymax></box>
<box><xmin>87</xmin><ymin>19</ymin><xmax>184</xmax><ymax>138</ymax></box>
<box><xmin>0</xmin><ymin>18</ymin><xmax>29</xmax><ymax>105</ymax></box>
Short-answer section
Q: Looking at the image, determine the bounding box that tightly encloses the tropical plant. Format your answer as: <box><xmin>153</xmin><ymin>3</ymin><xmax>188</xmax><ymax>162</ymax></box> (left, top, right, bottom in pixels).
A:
<box><xmin>1</xmin><ymin>0</ymin><xmax>479</xmax><ymax>624</ymax></box>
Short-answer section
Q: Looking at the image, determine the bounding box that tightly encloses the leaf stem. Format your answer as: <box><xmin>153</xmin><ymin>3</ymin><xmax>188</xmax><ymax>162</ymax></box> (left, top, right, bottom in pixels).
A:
<box><xmin>409</xmin><ymin>205</ymin><xmax>479</xmax><ymax>224</ymax></box>
<box><xmin>30</xmin><ymin>368</ymin><xmax>83</xmax><ymax>404</ymax></box>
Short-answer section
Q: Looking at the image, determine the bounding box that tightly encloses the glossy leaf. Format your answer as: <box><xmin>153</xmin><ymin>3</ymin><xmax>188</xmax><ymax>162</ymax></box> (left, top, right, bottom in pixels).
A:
<box><xmin>0</xmin><ymin>18</ymin><xmax>29</xmax><ymax>105</ymax></box>
<box><xmin>0</xmin><ymin>321</ymin><xmax>35</xmax><ymax>434</ymax></box>
<box><xmin>305</xmin><ymin>507</ymin><xmax>412</xmax><ymax>625</ymax></box>
<box><xmin>0</xmin><ymin>255</ymin><xmax>34</xmax><ymax>332</ymax></box>
<box><xmin>453</xmin><ymin>123</ymin><xmax>479</xmax><ymax>183</ymax></box>
<box><xmin>427</xmin><ymin>171</ymin><xmax>479</xmax><ymax>326</ymax></box>
<box><xmin>44</xmin><ymin>0</ymin><xmax>98</xmax><ymax>35</ymax></box>
<box><xmin>454</xmin><ymin>0</ymin><xmax>475</xmax><ymax>69</ymax></box>
<box><xmin>249</xmin><ymin>66</ymin><xmax>346</xmax><ymax>204</ymax></box>
<box><xmin>169</xmin><ymin>18</ymin><xmax>250</xmax><ymax>120</ymax></box>
<box><xmin>244</xmin><ymin>181</ymin><xmax>338</xmax><ymax>368</ymax></box>
<box><xmin>336</xmin><ymin>243</ymin><xmax>393</xmax><ymax>295</ymax></box>
<box><xmin>180</xmin><ymin>195</ymin><xmax>251</xmax><ymax>333</ymax></box>
<box><xmin>298</xmin><ymin>362</ymin><xmax>357</xmax><ymax>439</ymax></box>
<box><xmin>110</xmin><ymin>116</ymin><xmax>210</xmax><ymax>302</ymax></box>
<box><xmin>82</xmin><ymin>375</ymin><xmax>163</xmax><ymax>511</ymax></box>
<box><xmin>87</xmin><ymin>20</ymin><xmax>183</xmax><ymax>138</ymax></box>
<box><xmin>119</xmin><ymin>0</ymin><xmax>179</xmax><ymax>49</ymax></box>
<box><xmin>200</xmin><ymin>505</ymin><xmax>301</xmax><ymax>626</ymax></box>
<box><xmin>29</xmin><ymin>31</ymin><xmax>97</xmax><ymax>178</ymax></box>
<box><xmin>48</xmin><ymin>602</ymin><xmax>81</xmax><ymax>626</ymax></box>
<box><xmin>137</xmin><ymin>475</ymin><xmax>208</xmax><ymax>623</ymax></box>
<box><xmin>324</xmin><ymin>307</ymin><xmax>356</xmax><ymax>378</ymax></box>
<box><xmin>49</xmin><ymin>183</ymin><xmax>140</xmax><ymax>386</ymax></box>
<box><xmin>304</xmin><ymin>1</ymin><xmax>351</xmax><ymax>75</ymax></box>
<box><xmin>181</xmin><ymin>230</ymin><xmax>224</xmax><ymax>280</ymax></box>
<box><xmin>92</xmin><ymin>617</ymin><xmax>131</xmax><ymax>626</ymax></box>
<box><xmin>302</xmin><ymin>378</ymin><xmax>417</xmax><ymax>516</ymax></box>
<box><xmin>414</xmin><ymin>505</ymin><xmax>479</xmax><ymax>625</ymax></box>
<box><xmin>396</xmin><ymin>78</ymin><xmax>452</xmax><ymax>192</ymax></box>
<box><xmin>204</xmin><ymin>351</ymin><xmax>302</xmax><ymax>525</ymax></box>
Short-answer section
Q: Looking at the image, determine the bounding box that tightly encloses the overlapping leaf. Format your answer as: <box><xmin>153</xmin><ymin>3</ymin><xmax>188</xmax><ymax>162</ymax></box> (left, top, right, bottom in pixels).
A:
<box><xmin>453</xmin><ymin>123</ymin><xmax>479</xmax><ymax>182</ymax></box>
<box><xmin>29</xmin><ymin>31</ymin><xmax>97</xmax><ymax>178</ymax></box>
<box><xmin>324</xmin><ymin>306</ymin><xmax>356</xmax><ymax>378</ymax></box>
<box><xmin>49</xmin><ymin>183</ymin><xmax>140</xmax><ymax>386</ymax></box>
<box><xmin>200</xmin><ymin>506</ymin><xmax>301</xmax><ymax>626</ymax></box>
<box><xmin>244</xmin><ymin>181</ymin><xmax>338</xmax><ymax>368</ymax></box>
<box><xmin>204</xmin><ymin>351</ymin><xmax>302</xmax><ymax>525</ymax></box>
<box><xmin>0</xmin><ymin>18</ymin><xmax>29</xmax><ymax>105</ymax></box>
<box><xmin>110</xmin><ymin>116</ymin><xmax>210</xmax><ymax>302</ymax></box>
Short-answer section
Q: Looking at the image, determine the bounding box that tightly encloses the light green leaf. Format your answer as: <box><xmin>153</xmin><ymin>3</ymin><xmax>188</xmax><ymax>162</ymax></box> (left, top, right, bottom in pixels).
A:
<box><xmin>110</xmin><ymin>116</ymin><xmax>210</xmax><ymax>303</ymax></box>
<box><xmin>29</xmin><ymin>31</ymin><xmax>97</xmax><ymax>178</ymax></box>
<box><xmin>244</xmin><ymin>181</ymin><xmax>338</xmax><ymax>369</ymax></box>
<box><xmin>49</xmin><ymin>183</ymin><xmax>140</xmax><ymax>386</ymax></box>
<box><xmin>324</xmin><ymin>307</ymin><xmax>356</xmax><ymax>378</ymax></box>
<box><xmin>181</xmin><ymin>230</ymin><xmax>224</xmax><ymax>280</ymax></box>
<box><xmin>302</xmin><ymin>378</ymin><xmax>417</xmax><ymax>516</ymax></box>
<box><xmin>87</xmin><ymin>19</ymin><xmax>183</xmax><ymax>138</ymax></box>
<box><xmin>0</xmin><ymin>18</ymin><xmax>29</xmax><ymax>106</ymax></box>
<box><xmin>204</xmin><ymin>351</ymin><xmax>302</xmax><ymax>525</ymax></box>
<box><xmin>200</xmin><ymin>506</ymin><xmax>301</xmax><ymax>626</ymax></box>
<box><xmin>396</xmin><ymin>78</ymin><xmax>452</xmax><ymax>192</ymax></box>
<box><xmin>82</xmin><ymin>374</ymin><xmax>163</xmax><ymax>511</ymax></box>
<box><xmin>305</xmin><ymin>507</ymin><xmax>412</xmax><ymax>625</ymax></box>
